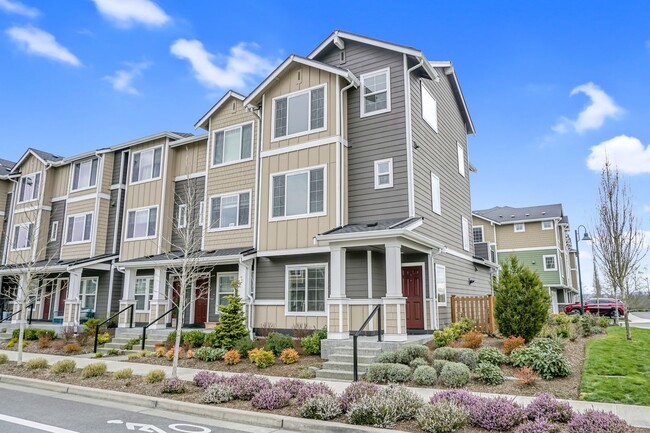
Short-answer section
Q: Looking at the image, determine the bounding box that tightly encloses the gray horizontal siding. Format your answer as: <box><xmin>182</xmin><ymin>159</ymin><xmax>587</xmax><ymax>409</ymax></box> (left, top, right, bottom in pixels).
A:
<box><xmin>346</xmin><ymin>251</ymin><xmax>368</xmax><ymax>299</ymax></box>
<box><xmin>111</xmin><ymin>151</ymin><xmax>122</xmax><ymax>185</ymax></box>
<box><xmin>46</xmin><ymin>201</ymin><xmax>65</xmax><ymax>260</ymax></box>
<box><xmin>110</xmin><ymin>270</ymin><xmax>123</xmax><ymax>315</ymax></box>
<box><xmin>255</xmin><ymin>253</ymin><xmax>330</xmax><ymax>300</ymax></box>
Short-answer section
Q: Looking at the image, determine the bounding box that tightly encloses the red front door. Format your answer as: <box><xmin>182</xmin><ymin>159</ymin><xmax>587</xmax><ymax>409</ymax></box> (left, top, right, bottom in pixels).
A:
<box><xmin>42</xmin><ymin>286</ymin><xmax>52</xmax><ymax>320</ymax></box>
<box><xmin>57</xmin><ymin>281</ymin><xmax>68</xmax><ymax>315</ymax></box>
<box><xmin>194</xmin><ymin>278</ymin><xmax>208</xmax><ymax>324</ymax></box>
<box><xmin>402</xmin><ymin>266</ymin><xmax>424</xmax><ymax>329</ymax></box>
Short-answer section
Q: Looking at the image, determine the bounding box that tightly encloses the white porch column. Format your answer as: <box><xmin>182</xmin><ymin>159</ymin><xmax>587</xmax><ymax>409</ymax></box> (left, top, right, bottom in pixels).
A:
<box><xmin>238</xmin><ymin>261</ymin><xmax>252</xmax><ymax>324</ymax></box>
<box><xmin>148</xmin><ymin>267</ymin><xmax>168</xmax><ymax>329</ymax></box>
<box><xmin>63</xmin><ymin>269</ymin><xmax>82</xmax><ymax>327</ymax></box>
<box><xmin>327</xmin><ymin>246</ymin><xmax>350</xmax><ymax>340</ymax></box>
<box><xmin>382</xmin><ymin>241</ymin><xmax>407</xmax><ymax>342</ymax></box>
<box><xmin>11</xmin><ymin>274</ymin><xmax>27</xmax><ymax>325</ymax></box>
<box><xmin>118</xmin><ymin>268</ymin><xmax>136</xmax><ymax>328</ymax></box>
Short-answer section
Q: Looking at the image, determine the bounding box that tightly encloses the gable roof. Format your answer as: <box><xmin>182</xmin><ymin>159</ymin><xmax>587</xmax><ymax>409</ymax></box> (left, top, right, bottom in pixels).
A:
<box><xmin>473</xmin><ymin>204</ymin><xmax>564</xmax><ymax>224</ymax></box>
<box><xmin>308</xmin><ymin>30</ymin><xmax>475</xmax><ymax>134</ymax></box>
<box><xmin>195</xmin><ymin>90</ymin><xmax>245</xmax><ymax>130</ymax></box>
<box><xmin>11</xmin><ymin>148</ymin><xmax>64</xmax><ymax>173</ymax></box>
<box><xmin>243</xmin><ymin>54</ymin><xmax>359</xmax><ymax>107</ymax></box>
<box><xmin>0</xmin><ymin>159</ymin><xmax>15</xmax><ymax>178</ymax></box>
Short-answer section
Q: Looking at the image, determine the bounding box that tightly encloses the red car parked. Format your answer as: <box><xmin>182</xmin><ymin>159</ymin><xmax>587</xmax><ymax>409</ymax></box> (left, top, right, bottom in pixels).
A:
<box><xmin>563</xmin><ymin>298</ymin><xmax>624</xmax><ymax>317</ymax></box>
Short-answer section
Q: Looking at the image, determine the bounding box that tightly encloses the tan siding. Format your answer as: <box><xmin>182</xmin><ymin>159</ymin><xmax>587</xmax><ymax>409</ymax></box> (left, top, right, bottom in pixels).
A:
<box><xmin>172</xmin><ymin>140</ymin><xmax>207</xmax><ymax>176</ymax></box>
<box><xmin>161</xmin><ymin>144</ymin><xmax>174</xmax><ymax>253</ymax></box>
<box><xmin>472</xmin><ymin>217</ymin><xmax>496</xmax><ymax>243</ymax></box>
<box><xmin>20</xmin><ymin>155</ymin><xmax>44</xmax><ymax>177</ymax></box>
<box><xmin>6</xmin><ymin>210</ymin><xmax>38</xmax><ymax>265</ymax></box>
<box><xmin>0</xmin><ymin>181</ymin><xmax>10</xmax><ymax>213</ymax></box>
<box><xmin>101</xmin><ymin>153</ymin><xmax>114</xmax><ymax>194</ymax></box>
<box><xmin>49</xmin><ymin>165</ymin><xmax>69</xmax><ymax>200</ymax></box>
<box><xmin>60</xmin><ymin>199</ymin><xmax>95</xmax><ymax>260</ymax></box>
<box><xmin>253</xmin><ymin>305</ymin><xmax>326</xmax><ymax>329</ymax></box>
<box><xmin>94</xmin><ymin>199</ymin><xmax>110</xmax><ymax>256</ymax></box>
<box><xmin>35</xmin><ymin>210</ymin><xmax>51</xmax><ymax>261</ymax></box>
<box><xmin>496</xmin><ymin>222</ymin><xmax>557</xmax><ymax>249</ymax></box>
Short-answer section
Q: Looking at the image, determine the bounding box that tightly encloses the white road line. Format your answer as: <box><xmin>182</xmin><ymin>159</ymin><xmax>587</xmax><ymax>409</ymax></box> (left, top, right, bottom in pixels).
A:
<box><xmin>0</xmin><ymin>413</ymin><xmax>81</xmax><ymax>433</ymax></box>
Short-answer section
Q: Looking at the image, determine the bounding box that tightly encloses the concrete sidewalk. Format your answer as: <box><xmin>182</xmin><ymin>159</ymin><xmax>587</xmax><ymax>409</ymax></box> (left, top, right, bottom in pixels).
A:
<box><xmin>1</xmin><ymin>349</ymin><xmax>648</xmax><ymax>428</ymax></box>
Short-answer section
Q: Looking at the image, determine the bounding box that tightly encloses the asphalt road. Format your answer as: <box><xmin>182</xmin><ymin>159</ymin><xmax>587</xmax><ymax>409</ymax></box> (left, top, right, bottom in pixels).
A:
<box><xmin>0</xmin><ymin>383</ymin><xmax>285</xmax><ymax>433</ymax></box>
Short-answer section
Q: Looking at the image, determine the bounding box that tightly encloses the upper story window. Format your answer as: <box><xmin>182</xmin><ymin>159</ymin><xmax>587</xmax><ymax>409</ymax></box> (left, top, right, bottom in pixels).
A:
<box><xmin>273</xmin><ymin>85</ymin><xmax>326</xmax><ymax>140</ymax></box>
<box><xmin>473</xmin><ymin>226</ymin><xmax>484</xmax><ymax>243</ymax></box>
<box><xmin>271</xmin><ymin>166</ymin><xmax>325</xmax><ymax>220</ymax></box>
<box><xmin>213</xmin><ymin>123</ymin><xmax>253</xmax><ymax>166</ymax></box>
<box><xmin>544</xmin><ymin>254</ymin><xmax>558</xmax><ymax>271</ymax></box>
<box><xmin>131</xmin><ymin>147</ymin><xmax>162</xmax><ymax>184</ymax></box>
<box><xmin>374</xmin><ymin>158</ymin><xmax>393</xmax><ymax>189</ymax></box>
<box><xmin>12</xmin><ymin>223</ymin><xmax>32</xmax><ymax>250</ymax></box>
<box><xmin>209</xmin><ymin>191</ymin><xmax>250</xmax><ymax>230</ymax></box>
<box><xmin>177</xmin><ymin>204</ymin><xmax>187</xmax><ymax>229</ymax></box>
<box><xmin>457</xmin><ymin>142</ymin><xmax>465</xmax><ymax>177</ymax></box>
<box><xmin>430</xmin><ymin>173</ymin><xmax>441</xmax><ymax>215</ymax></box>
<box><xmin>126</xmin><ymin>206</ymin><xmax>157</xmax><ymax>240</ymax></box>
<box><xmin>421</xmin><ymin>81</ymin><xmax>438</xmax><ymax>132</ymax></box>
<box><xmin>71</xmin><ymin>158</ymin><xmax>99</xmax><ymax>191</ymax></box>
<box><xmin>542</xmin><ymin>220</ymin><xmax>553</xmax><ymax>230</ymax></box>
<box><xmin>65</xmin><ymin>212</ymin><xmax>93</xmax><ymax>244</ymax></box>
<box><xmin>514</xmin><ymin>223</ymin><xmax>525</xmax><ymax>233</ymax></box>
<box><xmin>436</xmin><ymin>264</ymin><xmax>447</xmax><ymax>306</ymax></box>
<box><xmin>18</xmin><ymin>173</ymin><xmax>41</xmax><ymax>203</ymax></box>
<box><xmin>49</xmin><ymin>221</ymin><xmax>59</xmax><ymax>243</ymax></box>
<box><xmin>360</xmin><ymin>68</ymin><xmax>391</xmax><ymax>117</ymax></box>
<box><xmin>462</xmin><ymin>216</ymin><xmax>470</xmax><ymax>251</ymax></box>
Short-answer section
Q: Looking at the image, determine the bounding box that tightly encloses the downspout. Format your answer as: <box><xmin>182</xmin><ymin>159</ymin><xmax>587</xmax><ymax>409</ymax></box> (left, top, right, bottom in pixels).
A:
<box><xmin>404</xmin><ymin>57</ymin><xmax>425</xmax><ymax>218</ymax></box>
<box><xmin>339</xmin><ymin>81</ymin><xmax>355</xmax><ymax>227</ymax></box>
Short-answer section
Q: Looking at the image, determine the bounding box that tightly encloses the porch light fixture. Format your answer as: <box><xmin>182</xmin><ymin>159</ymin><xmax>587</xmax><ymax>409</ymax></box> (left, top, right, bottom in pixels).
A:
<box><xmin>574</xmin><ymin>225</ymin><xmax>592</xmax><ymax>315</ymax></box>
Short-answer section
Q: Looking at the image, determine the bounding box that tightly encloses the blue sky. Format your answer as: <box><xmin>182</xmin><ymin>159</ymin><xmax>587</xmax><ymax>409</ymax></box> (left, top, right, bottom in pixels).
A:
<box><xmin>1</xmin><ymin>0</ymin><xmax>649</xmax><ymax>289</ymax></box>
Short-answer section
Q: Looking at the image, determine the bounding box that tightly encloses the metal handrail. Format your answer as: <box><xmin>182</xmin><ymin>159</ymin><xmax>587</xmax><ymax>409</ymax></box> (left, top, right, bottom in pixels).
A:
<box><xmin>0</xmin><ymin>302</ymin><xmax>35</xmax><ymax>324</ymax></box>
<box><xmin>353</xmin><ymin>304</ymin><xmax>382</xmax><ymax>381</ymax></box>
<box><xmin>93</xmin><ymin>304</ymin><xmax>134</xmax><ymax>353</ymax></box>
<box><xmin>141</xmin><ymin>306</ymin><xmax>176</xmax><ymax>350</ymax></box>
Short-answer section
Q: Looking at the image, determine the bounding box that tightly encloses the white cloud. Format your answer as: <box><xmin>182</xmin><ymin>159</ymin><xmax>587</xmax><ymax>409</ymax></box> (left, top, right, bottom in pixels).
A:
<box><xmin>0</xmin><ymin>0</ymin><xmax>38</xmax><ymax>17</ymax></box>
<box><xmin>91</xmin><ymin>0</ymin><xmax>170</xmax><ymax>28</ymax></box>
<box><xmin>586</xmin><ymin>135</ymin><xmax>650</xmax><ymax>174</ymax></box>
<box><xmin>553</xmin><ymin>82</ymin><xmax>622</xmax><ymax>134</ymax></box>
<box><xmin>170</xmin><ymin>39</ymin><xmax>278</xmax><ymax>90</ymax></box>
<box><xmin>103</xmin><ymin>62</ymin><xmax>150</xmax><ymax>95</ymax></box>
<box><xmin>6</xmin><ymin>26</ymin><xmax>80</xmax><ymax>66</ymax></box>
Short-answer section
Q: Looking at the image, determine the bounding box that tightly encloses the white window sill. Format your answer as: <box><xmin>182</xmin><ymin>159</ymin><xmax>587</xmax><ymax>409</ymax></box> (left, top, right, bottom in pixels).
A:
<box><xmin>11</xmin><ymin>247</ymin><xmax>31</xmax><ymax>251</ymax></box>
<box><xmin>129</xmin><ymin>176</ymin><xmax>162</xmax><ymax>187</ymax></box>
<box><xmin>271</xmin><ymin>126</ymin><xmax>327</xmax><ymax>143</ymax></box>
<box><xmin>124</xmin><ymin>235</ymin><xmax>157</xmax><ymax>242</ymax></box>
<box><xmin>207</xmin><ymin>224</ymin><xmax>251</xmax><ymax>233</ymax></box>
<box><xmin>360</xmin><ymin>107</ymin><xmax>391</xmax><ymax>118</ymax></box>
<box><xmin>374</xmin><ymin>183</ymin><xmax>393</xmax><ymax>190</ymax></box>
<box><xmin>64</xmin><ymin>240</ymin><xmax>91</xmax><ymax>246</ymax></box>
<box><xmin>269</xmin><ymin>211</ymin><xmax>326</xmax><ymax>222</ymax></box>
<box><xmin>17</xmin><ymin>198</ymin><xmax>38</xmax><ymax>205</ymax></box>
<box><xmin>210</xmin><ymin>157</ymin><xmax>254</xmax><ymax>170</ymax></box>
<box><xmin>69</xmin><ymin>185</ymin><xmax>97</xmax><ymax>194</ymax></box>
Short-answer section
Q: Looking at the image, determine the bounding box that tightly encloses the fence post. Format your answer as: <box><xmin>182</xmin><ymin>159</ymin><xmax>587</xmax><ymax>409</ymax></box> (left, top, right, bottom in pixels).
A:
<box><xmin>450</xmin><ymin>296</ymin><xmax>457</xmax><ymax>323</ymax></box>
<box><xmin>487</xmin><ymin>294</ymin><xmax>496</xmax><ymax>334</ymax></box>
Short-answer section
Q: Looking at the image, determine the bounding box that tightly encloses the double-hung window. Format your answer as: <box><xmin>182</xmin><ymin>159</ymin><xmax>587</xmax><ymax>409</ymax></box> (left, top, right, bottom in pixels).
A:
<box><xmin>12</xmin><ymin>224</ymin><xmax>32</xmax><ymax>250</ymax></box>
<box><xmin>209</xmin><ymin>191</ymin><xmax>250</xmax><ymax>230</ymax></box>
<box><xmin>286</xmin><ymin>265</ymin><xmax>326</xmax><ymax>314</ymax></box>
<box><xmin>213</xmin><ymin>123</ymin><xmax>253</xmax><ymax>166</ymax></box>
<box><xmin>18</xmin><ymin>173</ymin><xmax>40</xmax><ymax>203</ymax></box>
<box><xmin>71</xmin><ymin>158</ymin><xmax>99</xmax><ymax>191</ymax></box>
<box><xmin>542</xmin><ymin>220</ymin><xmax>553</xmax><ymax>230</ymax></box>
<box><xmin>131</xmin><ymin>147</ymin><xmax>162</xmax><ymax>183</ymax></box>
<box><xmin>126</xmin><ymin>207</ymin><xmax>157</xmax><ymax>240</ymax></box>
<box><xmin>80</xmin><ymin>278</ymin><xmax>97</xmax><ymax>310</ymax></box>
<box><xmin>272</xmin><ymin>167</ymin><xmax>324</xmax><ymax>219</ymax></box>
<box><xmin>435</xmin><ymin>264</ymin><xmax>447</xmax><ymax>306</ymax></box>
<box><xmin>177</xmin><ymin>204</ymin><xmax>187</xmax><ymax>229</ymax></box>
<box><xmin>360</xmin><ymin>68</ymin><xmax>391</xmax><ymax>117</ymax></box>
<box><xmin>65</xmin><ymin>213</ymin><xmax>93</xmax><ymax>244</ymax></box>
<box><xmin>462</xmin><ymin>216</ymin><xmax>470</xmax><ymax>251</ymax></box>
<box><xmin>374</xmin><ymin>159</ymin><xmax>393</xmax><ymax>189</ymax></box>
<box><xmin>473</xmin><ymin>226</ymin><xmax>484</xmax><ymax>243</ymax></box>
<box><xmin>273</xmin><ymin>85</ymin><xmax>326</xmax><ymax>140</ymax></box>
<box><xmin>216</xmin><ymin>272</ymin><xmax>237</xmax><ymax>308</ymax></box>
<box><xmin>543</xmin><ymin>255</ymin><xmax>558</xmax><ymax>271</ymax></box>
<box><xmin>421</xmin><ymin>81</ymin><xmax>438</xmax><ymax>132</ymax></box>
<box><xmin>134</xmin><ymin>277</ymin><xmax>154</xmax><ymax>311</ymax></box>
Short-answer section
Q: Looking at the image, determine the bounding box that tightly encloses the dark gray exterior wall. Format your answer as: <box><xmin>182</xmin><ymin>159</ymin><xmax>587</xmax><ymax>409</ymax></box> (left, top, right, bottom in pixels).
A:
<box><xmin>172</xmin><ymin>177</ymin><xmax>205</xmax><ymax>249</ymax></box>
<box><xmin>255</xmin><ymin>253</ymin><xmax>330</xmax><ymax>300</ymax></box>
<box><xmin>1</xmin><ymin>192</ymin><xmax>12</xmax><ymax>263</ymax></box>
<box><xmin>316</xmin><ymin>42</ymin><xmax>409</xmax><ymax>223</ymax></box>
<box><xmin>105</xmin><ymin>189</ymin><xmax>125</xmax><ymax>254</ymax></box>
<box><xmin>46</xmin><ymin>201</ymin><xmax>65</xmax><ymax>260</ymax></box>
<box><xmin>371</xmin><ymin>251</ymin><xmax>386</xmax><ymax>298</ymax></box>
<box><xmin>81</xmin><ymin>268</ymin><xmax>110</xmax><ymax>320</ymax></box>
<box><xmin>346</xmin><ymin>251</ymin><xmax>367</xmax><ymax>299</ymax></box>
<box><xmin>110</xmin><ymin>270</ymin><xmax>122</xmax><ymax>315</ymax></box>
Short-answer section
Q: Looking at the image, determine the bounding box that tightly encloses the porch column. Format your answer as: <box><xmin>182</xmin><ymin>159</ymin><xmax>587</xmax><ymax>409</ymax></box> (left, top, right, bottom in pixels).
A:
<box><xmin>118</xmin><ymin>268</ymin><xmax>136</xmax><ymax>328</ymax></box>
<box><xmin>327</xmin><ymin>246</ymin><xmax>350</xmax><ymax>339</ymax></box>
<box><xmin>11</xmin><ymin>274</ymin><xmax>27</xmax><ymax>325</ymax></box>
<box><xmin>148</xmin><ymin>267</ymin><xmax>168</xmax><ymax>329</ymax></box>
<box><xmin>238</xmin><ymin>261</ymin><xmax>252</xmax><ymax>326</ymax></box>
<box><xmin>382</xmin><ymin>241</ymin><xmax>407</xmax><ymax>341</ymax></box>
<box><xmin>63</xmin><ymin>269</ymin><xmax>82</xmax><ymax>327</ymax></box>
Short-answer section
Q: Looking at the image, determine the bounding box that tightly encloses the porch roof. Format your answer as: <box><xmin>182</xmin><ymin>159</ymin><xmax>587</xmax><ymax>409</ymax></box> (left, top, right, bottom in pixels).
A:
<box><xmin>115</xmin><ymin>247</ymin><xmax>255</xmax><ymax>268</ymax></box>
<box><xmin>320</xmin><ymin>217</ymin><xmax>421</xmax><ymax>235</ymax></box>
<box><xmin>0</xmin><ymin>254</ymin><xmax>118</xmax><ymax>275</ymax></box>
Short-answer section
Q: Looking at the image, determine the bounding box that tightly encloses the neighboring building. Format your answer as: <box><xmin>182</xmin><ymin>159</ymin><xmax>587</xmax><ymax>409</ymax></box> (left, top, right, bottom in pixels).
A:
<box><xmin>0</xmin><ymin>30</ymin><xmax>495</xmax><ymax>342</ymax></box>
<box><xmin>472</xmin><ymin>204</ymin><xmax>578</xmax><ymax>313</ymax></box>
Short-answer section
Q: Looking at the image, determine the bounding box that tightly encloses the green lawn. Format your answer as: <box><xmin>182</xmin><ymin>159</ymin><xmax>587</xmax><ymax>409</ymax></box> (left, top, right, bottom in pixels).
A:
<box><xmin>580</xmin><ymin>326</ymin><xmax>650</xmax><ymax>406</ymax></box>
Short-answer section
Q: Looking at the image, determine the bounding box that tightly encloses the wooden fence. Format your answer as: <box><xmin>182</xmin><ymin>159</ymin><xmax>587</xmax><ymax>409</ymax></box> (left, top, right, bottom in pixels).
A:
<box><xmin>450</xmin><ymin>294</ymin><xmax>496</xmax><ymax>334</ymax></box>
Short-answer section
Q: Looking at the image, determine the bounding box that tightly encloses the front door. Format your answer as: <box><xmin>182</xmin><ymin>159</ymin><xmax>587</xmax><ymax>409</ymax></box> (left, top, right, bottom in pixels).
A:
<box><xmin>57</xmin><ymin>280</ymin><xmax>68</xmax><ymax>316</ymax></box>
<box><xmin>193</xmin><ymin>277</ymin><xmax>208</xmax><ymax>324</ymax></box>
<box><xmin>42</xmin><ymin>282</ymin><xmax>53</xmax><ymax>320</ymax></box>
<box><xmin>402</xmin><ymin>266</ymin><xmax>424</xmax><ymax>329</ymax></box>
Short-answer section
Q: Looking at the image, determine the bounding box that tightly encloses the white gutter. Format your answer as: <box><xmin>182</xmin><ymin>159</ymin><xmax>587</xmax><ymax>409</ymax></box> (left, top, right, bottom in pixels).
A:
<box><xmin>115</xmin><ymin>254</ymin><xmax>244</xmax><ymax>269</ymax></box>
<box><xmin>338</xmin><ymin>79</ymin><xmax>358</xmax><ymax>227</ymax></box>
<box><xmin>404</xmin><ymin>56</ymin><xmax>425</xmax><ymax>218</ymax></box>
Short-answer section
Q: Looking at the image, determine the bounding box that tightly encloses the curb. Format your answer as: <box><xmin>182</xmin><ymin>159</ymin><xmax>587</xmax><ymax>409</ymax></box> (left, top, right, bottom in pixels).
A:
<box><xmin>0</xmin><ymin>374</ymin><xmax>403</xmax><ymax>433</ymax></box>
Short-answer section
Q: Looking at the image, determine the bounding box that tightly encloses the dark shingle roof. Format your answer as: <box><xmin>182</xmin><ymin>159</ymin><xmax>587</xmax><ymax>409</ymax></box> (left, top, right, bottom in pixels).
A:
<box><xmin>30</xmin><ymin>148</ymin><xmax>64</xmax><ymax>162</ymax></box>
<box><xmin>170</xmin><ymin>132</ymin><xmax>194</xmax><ymax>138</ymax></box>
<box><xmin>321</xmin><ymin>217</ymin><xmax>421</xmax><ymax>235</ymax></box>
<box><xmin>121</xmin><ymin>247</ymin><xmax>254</xmax><ymax>263</ymax></box>
<box><xmin>0</xmin><ymin>159</ymin><xmax>15</xmax><ymax>175</ymax></box>
<box><xmin>0</xmin><ymin>253</ymin><xmax>116</xmax><ymax>271</ymax></box>
<box><xmin>473</xmin><ymin>204</ymin><xmax>564</xmax><ymax>224</ymax></box>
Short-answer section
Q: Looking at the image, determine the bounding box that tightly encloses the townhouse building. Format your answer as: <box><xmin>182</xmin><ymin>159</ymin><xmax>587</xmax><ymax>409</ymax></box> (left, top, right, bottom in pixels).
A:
<box><xmin>1</xmin><ymin>30</ymin><xmax>495</xmax><ymax>342</ymax></box>
<box><xmin>472</xmin><ymin>204</ymin><xmax>579</xmax><ymax>313</ymax></box>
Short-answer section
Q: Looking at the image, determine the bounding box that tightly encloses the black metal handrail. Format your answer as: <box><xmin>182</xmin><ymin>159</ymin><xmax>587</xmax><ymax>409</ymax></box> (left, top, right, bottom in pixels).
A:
<box><xmin>353</xmin><ymin>304</ymin><xmax>382</xmax><ymax>381</ymax></box>
<box><xmin>0</xmin><ymin>302</ymin><xmax>34</xmax><ymax>325</ymax></box>
<box><xmin>141</xmin><ymin>306</ymin><xmax>176</xmax><ymax>350</ymax></box>
<box><xmin>93</xmin><ymin>304</ymin><xmax>134</xmax><ymax>353</ymax></box>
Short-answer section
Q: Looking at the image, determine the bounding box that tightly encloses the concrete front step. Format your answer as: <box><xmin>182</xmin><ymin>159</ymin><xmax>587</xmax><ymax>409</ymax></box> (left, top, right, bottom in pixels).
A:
<box><xmin>334</xmin><ymin>347</ymin><xmax>382</xmax><ymax>357</ymax></box>
<box><xmin>327</xmin><ymin>354</ymin><xmax>378</xmax><ymax>364</ymax></box>
<box><xmin>315</xmin><ymin>369</ymin><xmax>361</xmax><ymax>381</ymax></box>
<box><xmin>321</xmin><ymin>361</ymin><xmax>371</xmax><ymax>373</ymax></box>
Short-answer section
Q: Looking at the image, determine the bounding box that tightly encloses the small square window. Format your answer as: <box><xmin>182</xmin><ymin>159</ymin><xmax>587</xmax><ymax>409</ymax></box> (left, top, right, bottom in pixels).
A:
<box><xmin>457</xmin><ymin>143</ymin><xmax>465</xmax><ymax>177</ymax></box>
<box><xmin>461</xmin><ymin>216</ymin><xmax>470</xmax><ymax>251</ymax></box>
<box><xmin>542</xmin><ymin>221</ymin><xmax>553</xmax><ymax>230</ymax></box>
<box><xmin>514</xmin><ymin>223</ymin><xmax>525</xmax><ymax>232</ymax></box>
<box><xmin>431</xmin><ymin>173</ymin><xmax>441</xmax><ymax>215</ymax></box>
<box><xmin>374</xmin><ymin>159</ymin><xmax>393</xmax><ymax>189</ymax></box>
<box><xmin>473</xmin><ymin>226</ymin><xmax>484</xmax><ymax>243</ymax></box>
<box><xmin>544</xmin><ymin>255</ymin><xmax>557</xmax><ymax>271</ymax></box>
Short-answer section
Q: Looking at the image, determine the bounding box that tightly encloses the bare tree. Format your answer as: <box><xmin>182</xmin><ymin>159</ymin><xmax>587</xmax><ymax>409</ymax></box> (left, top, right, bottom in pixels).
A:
<box><xmin>592</xmin><ymin>161</ymin><xmax>647</xmax><ymax>339</ymax></box>
<box><xmin>593</xmin><ymin>267</ymin><xmax>603</xmax><ymax>298</ymax></box>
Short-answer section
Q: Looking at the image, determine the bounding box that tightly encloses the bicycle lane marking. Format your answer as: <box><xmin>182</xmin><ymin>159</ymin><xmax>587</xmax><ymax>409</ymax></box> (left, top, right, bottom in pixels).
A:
<box><xmin>0</xmin><ymin>413</ymin><xmax>80</xmax><ymax>433</ymax></box>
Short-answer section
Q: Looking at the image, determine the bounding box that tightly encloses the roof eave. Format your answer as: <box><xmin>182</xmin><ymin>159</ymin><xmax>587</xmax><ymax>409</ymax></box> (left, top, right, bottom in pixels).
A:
<box><xmin>194</xmin><ymin>90</ymin><xmax>246</xmax><ymax>131</ymax></box>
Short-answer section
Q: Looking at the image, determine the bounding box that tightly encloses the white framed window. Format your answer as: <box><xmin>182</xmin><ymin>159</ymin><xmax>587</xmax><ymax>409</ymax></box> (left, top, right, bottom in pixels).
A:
<box><xmin>272</xmin><ymin>84</ymin><xmax>326</xmax><ymax>140</ymax></box>
<box><xmin>514</xmin><ymin>223</ymin><xmax>525</xmax><ymax>233</ymax></box>
<box><xmin>131</xmin><ymin>147</ymin><xmax>162</xmax><ymax>184</ymax></box>
<box><xmin>374</xmin><ymin>158</ymin><xmax>393</xmax><ymax>189</ymax></box>
<box><xmin>209</xmin><ymin>191</ymin><xmax>250</xmax><ymax>230</ymax></box>
<box><xmin>216</xmin><ymin>272</ymin><xmax>237</xmax><ymax>310</ymax></box>
<box><xmin>430</xmin><ymin>173</ymin><xmax>441</xmax><ymax>215</ymax></box>
<box><xmin>199</xmin><ymin>201</ymin><xmax>205</xmax><ymax>226</ymax></box>
<box><xmin>71</xmin><ymin>158</ymin><xmax>99</xmax><ymax>192</ymax></box>
<box><xmin>49</xmin><ymin>221</ymin><xmax>59</xmax><ymax>243</ymax></box>
<box><xmin>421</xmin><ymin>81</ymin><xmax>438</xmax><ymax>132</ymax></box>
<box><xmin>543</xmin><ymin>255</ymin><xmax>558</xmax><ymax>271</ymax></box>
<box><xmin>435</xmin><ymin>264</ymin><xmax>447</xmax><ymax>306</ymax></box>
<box><xmin>125</xmin><ymin>206</ymin><xmax>157</xmax><ymax>240</ymax></box>
<box><xmin>473</xmin><ymin>225</ymin><xmax>484</xmax><ymax>243</ymax></box>
<box><xmin>80</xmin><ymin>278</ymin><xmax>98</xmax><ymax>311</ymax></box>
<box><xmin>65</xmin><ymin>213</ymin><xmax>92</xmax><ymax>244</ymax></box>
<box><xmin>457</xmin><ymin>142</ymin><xmax>465</xmax><ymax>177</ymax></box>
<box><xmin>271</xmin><ymin>166</ymin><xmax>325</xmax><ymax>220</ymax></box>
<box><xmin>286</xmin><ymin>264</ymin><xmax>327</xmax><ymax>315</ymax></box>
<box><xmin>134</xmin><ymin>277</ymin><xmax>154</xmax><ymax>311</ymax></box>
<box><xmin>360</xmin><ymin>68</ymin><xmax>391</xmax><ymax>117</ymax></box>
<box><xmin>177</xmin><ymin>204</ymin><xmax>187</xmax><ymax>229</ymax></box>
<box><xmin>542</xmin><ymin>220</ymin><xmax>553</xmax><ymax>230</ymax></box>
<box><xmin>212</xmin><ymin>122</ymin><xmax>253</xmax><ymax>166</ymax></box>
<box><xmin>18</xmin><ymin>173</ymin><xmax>41</xmax><ymax>203</ymax></box>
<box><xmin>462</xmin><ymin>216</ymin><xmax>470</xmax><ymax>251</ymax></box>
<box><xmin>12</xmin><ymin>223</ymin><xmax>32</xmax><ymax>250</ymax></box>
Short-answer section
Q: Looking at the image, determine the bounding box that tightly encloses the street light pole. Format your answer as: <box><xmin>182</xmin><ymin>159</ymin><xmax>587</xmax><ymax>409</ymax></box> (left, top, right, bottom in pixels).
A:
<box><xmin>575</xmin><ymin>225</ymin><xmax>592</xmax><ymax>315</ymax></box>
